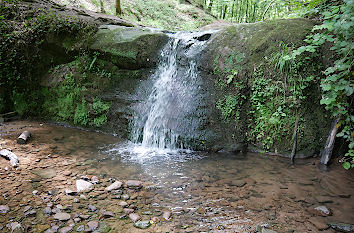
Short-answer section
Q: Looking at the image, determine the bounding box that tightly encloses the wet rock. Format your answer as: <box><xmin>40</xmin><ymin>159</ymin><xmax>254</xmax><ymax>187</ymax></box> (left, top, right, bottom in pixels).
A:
<box><xmin>329</xmin><ymin>222</ymin><xmax>354</xmax><ymax>232</ymax></box>
<box><xmin>134</xmin><ymin>220</ymin><xmax>151</xmax><ymax>229</ymax></box>
<box><xmin>123</xmin><ymin>208</ymin><xmax>135</xmax><ymax>214</ymax></box>
<box><xmin>88</xmin><ymin>205</ymin><xmax>97</xmax><ymax>212</ymax></box>
<box><xmin>43</xmin><ymin>207</ymin><xmax>52</xmax><ymax>216</ymax></box>
<box><xmin>163</xmin><ymin>211</ymin><xmax>172</xmax><ymax>220</ymax></box>
<box><xmin>119</xmin><ymin>201</ymin><xmax>128</xmax><ymax>207</ymax></box>
<box><xmin>121</xmin><ymin>194</ymin><xmax>130</xmax><ymax>200</ymax></box>
<box><xmin>308</xmin><ymin>217</ymin><xmax>329</xmax><ymax>230</ymax></box>
<box><xmin>126</xmin><ymin>180</ymin><xmax>143</xmax><ymax>188</ymax></box>
<box><xmin>129</xmin><ymin>213</ymin><xmax>141</xmax><ymax>222</ymax></box>
<box><xmin>54</xmin><ymin>212</ymin><xmax>71</xmax><ymax>221</ymax></box>
<box><xmin>76</xmin><ymin>180</ymin><xmax>93</xmax><ymax>192</ymax></box>
<box><xmin>315</xmin><ymin>196</ymin><xmax>333</xmax><ymax>204</ymax></box>
<box><xmin>105</xmin><ymin>181</ymin><xmax>123</xmax><ymax>192</ymax></box>
<box><xmin>87</xmin><ymin>221</ymin><xmax>99</xmax><ymax>231</ymax></box>
<box><xmin>32</xmin><ymin>168</ymin><xmax>57</xmax><ymax>179</ymax></box>
<box><xmin>59</xmin><ymin>226</ymin><xmax>73</xmax><ymax>233</ymax></box>
<box><xmin>0</xmin><ymin>205</ymin><xmax>10</xmax><ymax>213</ymax></box>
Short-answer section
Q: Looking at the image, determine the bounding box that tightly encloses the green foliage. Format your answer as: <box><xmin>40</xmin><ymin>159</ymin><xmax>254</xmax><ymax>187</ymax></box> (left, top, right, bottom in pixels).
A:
<box><xmin>214</xmin><ymin>51</ymin><xmax>245</xmax><ymax>88</ymax></box>
<box><xmin>216</xmin><ymin>94</ymin><xmax>241</xmax><ymax>123</ymax></box>
<box><xmin>43</xmin><ymin>71</ymin><xmax>111</xmax><ymax>128</ymax></box>
<box><xmin>285</xmin><ymin>0</ymin><xmax>354</xmax><ymax>168</ymax></box>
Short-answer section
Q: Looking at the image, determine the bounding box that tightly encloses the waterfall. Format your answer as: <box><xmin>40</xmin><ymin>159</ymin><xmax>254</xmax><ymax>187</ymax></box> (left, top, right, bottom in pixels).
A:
<box><xmin>131</xmin><ymin>31</ymin><xmax>213</xmax><ymax>150</ymax></box>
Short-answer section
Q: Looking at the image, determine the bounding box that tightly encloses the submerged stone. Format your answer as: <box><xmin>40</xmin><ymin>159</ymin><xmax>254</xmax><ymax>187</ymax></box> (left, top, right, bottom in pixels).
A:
<box><xmin>329</xmin><ymin>222</ymin><xmax>354</xmax><ymax>232</ymax></box>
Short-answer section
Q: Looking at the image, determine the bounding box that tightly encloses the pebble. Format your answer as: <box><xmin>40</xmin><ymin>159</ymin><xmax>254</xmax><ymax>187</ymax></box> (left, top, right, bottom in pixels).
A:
<box><xmin>313</xmin><ymin>206</ymin><xmax>332</xmax><ymax>216</ymax></box>
<box><xmin>43</xmin><ymin>207</ymin><xmax>52</xmax><ymax>215</ymax></box>
<box><xmin>53</xmin><ymin>212</ymin><xmax>71</xmax><ymax>221</ymax></box>
<box><xmin>7</xmin><ymin>222</ymin><xmax>22</xmax><ymax>231</ymax></box>
<box><xmin>65</xmin><ymin>189</ymin><xmax>76</xmax><ymax>196</ymax></box>
<box><xmin>163</xmin><ymin>211</ymin><xmax>172</xmax><ymax>220</ymax></box>
<box><xmin>91</xmin><ymin>176</ymin><xmax>99</xmax><ymax>184</ymax></box>
<box><xmin>88</xmin><ymin>205</ymin><xmax>97</xmax><ymax>212</ymax></box>
<box><xmin>129</xmin><ymin>213</ymin><xmax>141</xmax><ymax>222</ymax></box>
<box><xmin>87</xmin><ymin>221</ymin><xmax>99</xmax><ymax>231</ymax></box>
<box><xmin>0</xmin><ymin>205</ymin><xmax>9</xmax><ymax>213</ymax></box>
<box><xmin>76</xmin><ymin>179</ymin><xmax>93</xmax><ymax>192</ymax></box>
<box><xmin>121</xmin><ymin>194</ymin><xmax>130</xmax><ymax>200</ymax></box>
<box><xmin>76</xmin><ymin>225</ymin><xmax>85</xmax><ymax>231</ymax></box>
<box><xmin>123</xmin><ymin>208</ymin><xmax>135</xmax><ymax>214</ymax></box>
<box><xmin>24</xmin><ymin>206</ymin><xmax>32</xmax><ymax>212</ymax></box>
<box><xmin>73</xmin><ymin>198</ymin><xmax>79</xmax><ymax>203</ymax></box>
<box><xmin>125</xmin><ymin>180</ymin><xmax>143</xmax><ymax>188</ymax></box>
<box><xmin>134</xmin><ymin>220</ymin><xmax>151</xmax><ymax>229</ymax></box>
<box><xmin>58</xmin><ymin>226</ymin><xmax>73</xmax><ymax>233</ymax></box>
<box><xmin>101</xmin><ymin>210</ymin><xmax>115</xmax><ymax>218</ymax></box>
<box><xmin>229</xmin><ymin>180</ymin><xmax>247</xmax><ymax>187</ymax></box>
<box><xmin>24</xmin><ymin>210</ymin><xmax>36</xmax><ymax>217</ymax></box>
<box><xmin>119</xmin><ymin>201</ymin><xmax>128</xmax><ymax>207</ymax></box>
<box><xmin>79</xmin><ymin>214</ymin><xmax>90</xmax><ymax>220</ymax></box>
<box><xmin>105</xmin><ymin>181</ymin><xmax>123</xmax><ymax>192</ymax></box>
<box><xmin>32</xmin><ymin>190</ymin><xmax>38</xmax><ymax>195</ymax></box>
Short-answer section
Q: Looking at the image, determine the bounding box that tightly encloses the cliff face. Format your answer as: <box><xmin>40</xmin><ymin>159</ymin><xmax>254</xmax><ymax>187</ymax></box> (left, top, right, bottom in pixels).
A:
<box><xmin>1</xmin><ymin>1</ymin><xmax>330</xmax><ymax>155</ymax></box>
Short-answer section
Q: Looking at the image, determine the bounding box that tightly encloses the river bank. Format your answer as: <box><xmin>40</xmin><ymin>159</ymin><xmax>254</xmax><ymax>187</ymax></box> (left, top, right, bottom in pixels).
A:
<box><xmin>1</xmin><ymin>120</ymin><xmax>353</xmax><ymax>232</ymax></box>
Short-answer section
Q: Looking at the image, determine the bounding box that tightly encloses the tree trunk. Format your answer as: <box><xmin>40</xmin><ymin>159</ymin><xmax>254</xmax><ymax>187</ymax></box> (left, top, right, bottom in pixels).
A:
<box><xmin>116</xmin><ymin>0</ymin><xmax>122</xmax><ymax>15</ymax></box>
<box><xmin>320</xmin><ymin>117</ymin><xmax>340</xmax><ymax>165</ymax></box>
<box><xmin>290</xmin><ymin>113</ymin><xmax>300</xmax><ymax>164</ymax></box>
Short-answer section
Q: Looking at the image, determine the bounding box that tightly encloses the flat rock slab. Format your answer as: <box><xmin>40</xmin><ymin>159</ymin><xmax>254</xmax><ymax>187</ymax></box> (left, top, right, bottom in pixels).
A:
<box><xmin>53</xmin><ymin>212</ymin><xmax>71</xmax><ymax>221</ymax></box>
<box><xmin>32</xmin><ymin>168</ymin><xmax>57</xmax><ymax>179</ymax></box>
<box><xmin>309</xmin><ymin>217</ymin><xmax>329</xmax><ymax>230</ymax></box>
<box><xmin>76</xmin><ymin>179</ymin><xmax>93</xmax><ymax>192</ymax></box>
<box><xmin>0</xmin><ymin>205</ymin><xmax>10</xmax><ymax>213</ymax></box>
<box><xmin>105</xmin><ymin>181</ymin><xmax>123</xmax><ymax>192</ymax></box>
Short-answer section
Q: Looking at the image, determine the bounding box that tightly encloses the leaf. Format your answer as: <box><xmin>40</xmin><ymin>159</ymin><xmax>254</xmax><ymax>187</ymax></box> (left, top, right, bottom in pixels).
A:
<box><xmin>343</xmin><ymin>162</ymin><xmax>351</xmax><ymax>170</ymax></box>
<box><xmin>226</xmin><ymin>75</ymin><xmax>234</xmax><ymax>84</ymax></box>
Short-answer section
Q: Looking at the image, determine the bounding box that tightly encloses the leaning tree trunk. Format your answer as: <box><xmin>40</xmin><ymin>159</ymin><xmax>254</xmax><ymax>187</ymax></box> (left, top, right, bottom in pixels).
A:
<box><xmin>320</xmin><ymin>116</ymin><xmax>340</xmax><ymax>166</ymax></box>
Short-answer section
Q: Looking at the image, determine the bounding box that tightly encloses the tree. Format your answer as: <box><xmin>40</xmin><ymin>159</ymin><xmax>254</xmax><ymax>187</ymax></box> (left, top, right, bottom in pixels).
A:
<box><xmin>116</xmin><ymin>0</ymin><xmax>122</xmax><ymax>15</ymax></box>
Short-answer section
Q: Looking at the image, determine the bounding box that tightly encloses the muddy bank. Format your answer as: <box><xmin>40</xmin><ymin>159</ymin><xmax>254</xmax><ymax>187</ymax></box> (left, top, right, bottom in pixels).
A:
<box><xmin>1</xmin><ymin>121</ymin><xmax>354</xmax><ymax>232</ymax></box>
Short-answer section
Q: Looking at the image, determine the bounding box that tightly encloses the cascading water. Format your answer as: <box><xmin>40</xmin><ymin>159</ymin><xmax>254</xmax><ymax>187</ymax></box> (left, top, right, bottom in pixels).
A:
<box><xmin>132</xmin><ymin>31</ymin><xmax>212</xmax><ymax>150</ymax></box>
<box><xmin>109</xmin><ymin>30</ymin><xmax>214</xmax><ymax>161</ymax></box>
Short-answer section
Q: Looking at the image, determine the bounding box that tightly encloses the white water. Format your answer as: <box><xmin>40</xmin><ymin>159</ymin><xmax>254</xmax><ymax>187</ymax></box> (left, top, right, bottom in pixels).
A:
<box><xmin>112</xmin><ymin>31</ymin><xmax>214</xmax><ymax>161</ymax></box>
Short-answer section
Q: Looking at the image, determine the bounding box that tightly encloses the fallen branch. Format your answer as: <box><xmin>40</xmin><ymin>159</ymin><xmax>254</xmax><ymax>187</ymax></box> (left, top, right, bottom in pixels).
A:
<box><xmin>0</xmin><ymin>149</ymin><xmax>19</xmax><ymax>167</ymax></box>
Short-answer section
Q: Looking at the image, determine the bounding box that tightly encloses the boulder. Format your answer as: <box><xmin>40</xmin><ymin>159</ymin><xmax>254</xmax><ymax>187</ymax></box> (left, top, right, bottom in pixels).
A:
<box><xmin>105</xmin><ymin>181</ymin><xmax>123</xmax><ymax>192</ymax></box>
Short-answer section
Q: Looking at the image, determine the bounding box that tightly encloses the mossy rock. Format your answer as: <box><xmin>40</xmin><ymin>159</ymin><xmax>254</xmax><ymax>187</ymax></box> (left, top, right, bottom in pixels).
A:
<box><xmin>89</xmin><ymin>25</ymin><xmax>169</xmax><ymax>69</ymax></box>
